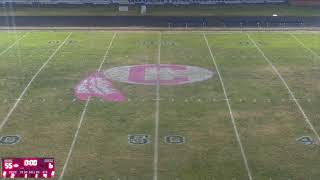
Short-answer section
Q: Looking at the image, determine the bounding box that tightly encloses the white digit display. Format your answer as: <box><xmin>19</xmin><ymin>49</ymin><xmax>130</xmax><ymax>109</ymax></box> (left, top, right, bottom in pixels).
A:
<box><xmin>4</xmin><ymin>162</ymin><xmax>13</xmax><ymax>169</ymax></box>
<box><xmin>24</xmin><ymin>160</ymin><xmax>38</xmax><ymax>166</ymax></box>
<box><xmin>48</xmin><ymin>163</ymin><xmax>54</xmax><ymax>169</ymax></box>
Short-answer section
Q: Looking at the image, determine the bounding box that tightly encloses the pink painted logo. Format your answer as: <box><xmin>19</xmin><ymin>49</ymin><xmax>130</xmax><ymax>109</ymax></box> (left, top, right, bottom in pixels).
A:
<box><xmin>74</xmin><ymin>72</ymin><xmax>126</xmax><ymax>102</ymax></box>
<box><xmin>104</xmin><ymin>64</ymin><xmax>213</xmax><ymax>85</ymax></box>
<box><xmin>75</xmin><ymin>64</ymin><xmax>213</xmax><ymax>102</ymax></box>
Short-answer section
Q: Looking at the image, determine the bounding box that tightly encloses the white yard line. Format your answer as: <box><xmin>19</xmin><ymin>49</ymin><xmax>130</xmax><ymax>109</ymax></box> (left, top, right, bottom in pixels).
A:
<box><xmin>0</xmin><ymin>32</ymin><xmax>72</xmax><ymax>132</ymax></box>
<box><xmin>97</xmin><ymin>33</ymin><xmax>117</xmax><ymax>71</ymax></box>
<box><xmin>59</xmin><ymin>98</ymin><xmax>90</xmax><ymax>180</ymax></box>
<box><xmin>246</xmin><ymin>33</ymin><xmax>320</xmax><ymax>144</ymax></box>
<box><xmin>58</xmin><ymin>32</ymin><xmax>117</xmax><ymax>180</ymax></box>
<box><xmin>290</xmin><ymin>33</ymin><xmax>320</xmax><ymax>59</ymax></box>
<box><xmin>153</xmin><ymin>32</ymin><xmax>161</xmax><ymax>180</ymax></box>
<box><xmin>203</xmin><ymin>32</ymin><xmax>253</xmax><ymax>180</ymax></box>
<box><xmin>0</xmin><ymin>32</ymin><xmax>28</xmax><ymax>57</ymax></box>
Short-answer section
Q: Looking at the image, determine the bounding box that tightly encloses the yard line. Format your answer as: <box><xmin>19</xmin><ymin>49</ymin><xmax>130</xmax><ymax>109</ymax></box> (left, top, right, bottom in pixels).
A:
<box><xmin>289</xmin><ymin>33</ymin><xmax>320</xmax><ymax>59</ymax></box>
<box><xmin>246</xmin><ymin>33</ymin><xmax>320</xmax><ymax>144</ymax></box>
<box><xmin>97</xmin><ymin>33</ymin><xmax>117</xmax><ymax>71</ymax></box>
<box><xmin>0</xmin><ymin>32</ymin><xmax>72</xmax><ymax>132</ymax></box>
<box><xmin>59</xmin><ymin>98</ymin><xmax>90</xmax><ymax>180</ymax></box>
<box><xmin>59</xmin><ymin>32</ymin><xmax>117</xmax><ymax>180</ymax></box>
<box><xmin>0</xmin><ymin>32</ymin><xmax>28</xmax><ymax>57</ymax></box>
<box><xmin>203</xmin><ymin>32</ymin><xmax>253</xmax><ymax>180</ymax></box>
<box><xmin>153</xmin><ymin>32</ymin><xmax>161</xmax><ymax>180</ymax></box>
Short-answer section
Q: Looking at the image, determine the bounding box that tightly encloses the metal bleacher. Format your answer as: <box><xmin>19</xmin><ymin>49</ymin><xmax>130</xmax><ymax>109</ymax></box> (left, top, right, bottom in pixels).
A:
<box><xmin>0</xmin><ymin>0</ymin><xmax>287</xmax><ymax>5</ymax></box>
<box><xmin>128</xmin><ymin>0</ymin><xmax>286</xmax><ymax>4</ymax></box>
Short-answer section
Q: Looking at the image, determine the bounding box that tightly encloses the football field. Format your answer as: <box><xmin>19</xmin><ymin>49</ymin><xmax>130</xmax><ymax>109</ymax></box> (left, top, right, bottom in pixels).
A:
<box><xmin>0</xmin><ymin>30</ymin><xmax>320</xmax><ymax>180</ymax></box>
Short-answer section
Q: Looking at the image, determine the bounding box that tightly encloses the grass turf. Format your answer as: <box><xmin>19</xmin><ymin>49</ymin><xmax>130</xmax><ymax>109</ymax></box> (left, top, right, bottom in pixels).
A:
<box><xmin>1</xmin><ymin>4</ymin><xmax>320</xmax><ymax>16</ymax></box>
<box><xmin>0</xmin><ymin>30</ymin><xmax>320</xmax><ymax>180</ymax></box>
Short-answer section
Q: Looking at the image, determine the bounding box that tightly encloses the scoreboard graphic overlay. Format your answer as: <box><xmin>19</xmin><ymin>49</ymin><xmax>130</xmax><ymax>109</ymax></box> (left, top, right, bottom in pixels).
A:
<box><xmin>1</xmin><ymin>157</ymin><xmax>54</xmax><ymax>178</ymax></box>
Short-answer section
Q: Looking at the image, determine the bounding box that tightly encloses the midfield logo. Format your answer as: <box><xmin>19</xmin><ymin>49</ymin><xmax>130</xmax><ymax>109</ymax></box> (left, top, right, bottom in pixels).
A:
<box><xmin>75</xmin><ymin>64</ymin><xmax>214</xmax><ymax>102</ymax></box>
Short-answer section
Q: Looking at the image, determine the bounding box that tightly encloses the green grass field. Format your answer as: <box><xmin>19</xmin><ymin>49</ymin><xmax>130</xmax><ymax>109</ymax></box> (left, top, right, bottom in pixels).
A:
<box><xmin>1</xmin><ymin>30</ymin><xmax>320</xmax><ymax>180</ymax></box>
<box><xmin>1</xmin><ymin>5</ymin><xmax>320</xmax><ymax>16</ymax></box>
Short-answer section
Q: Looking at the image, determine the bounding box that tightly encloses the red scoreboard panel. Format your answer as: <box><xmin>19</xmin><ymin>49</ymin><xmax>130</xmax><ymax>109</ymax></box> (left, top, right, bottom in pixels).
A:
<box><xmin>1</xmin><ymin>157</ymin><xmax>54</xmax><ymax>178</ymax></box>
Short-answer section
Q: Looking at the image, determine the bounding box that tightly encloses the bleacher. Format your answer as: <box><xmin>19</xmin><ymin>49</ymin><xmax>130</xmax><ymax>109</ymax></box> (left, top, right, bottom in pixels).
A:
<box><xmin>0</xmin><ymin>0</ymin><xmax>112</xmax><ymax>4</ymax></box>
<box><xmin>0</xmin><ymin>0</ymin><xmax>287</xmax><ymax>5</ymax></box>
<box><xmin>290</xmin><ymin>0</ymin><xmax>320</xmax><ymax>6</ymax></box>
<box><xmin>128</xmin><ymin>0</ymin><xmax>286</xmax><ymax>4</ymax></box>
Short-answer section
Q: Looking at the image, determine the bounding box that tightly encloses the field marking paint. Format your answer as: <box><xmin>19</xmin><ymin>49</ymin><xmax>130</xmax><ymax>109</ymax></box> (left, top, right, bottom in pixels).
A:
<box><xmin>203</xmin><ymin>32</ymin><xmax>253</xmax><ymax>180</ymax></box>
<box><xmin>98</xmin><ymin>33</ymin><xmax>117</xmax><ymax>72</ymax></box>
<box><xmin>59</xmin><ymin>98</ymin><xmax>90</xmax><ymax>180</ymax></box>
<box><xmin>0</xmin><ymin>32</ymin><xmax>72</xmax><ymax>133</ymax></box>
<box><xmin>153</xmin><ymin>32</ymin><xmax>161</xmax><ymax>180</ymax></box>
<box><xmin>59</xmin><ymin>32</ymin><xmax>117</xmax><ymax>180</ymax></box>
<box><xmin>0</xmin><ymin>32</ymin><xmax>28</xmax><ymax>57</ymax></box>
<box><xmin>290</xmin><ymin>33</ymin><xmax>320</xmax><ymax>59</ymax></box>
<box><xmin>247</xmin><ymin>33</ymin><xmax>320</xmax><ymax>144</ymax></box>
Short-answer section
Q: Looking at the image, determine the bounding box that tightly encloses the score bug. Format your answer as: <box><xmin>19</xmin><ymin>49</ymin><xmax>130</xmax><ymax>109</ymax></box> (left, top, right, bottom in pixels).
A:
<box><xmin>1</xmin><ymin>157</ymin><xmax>54</xmax><ymax>178</ymax></box>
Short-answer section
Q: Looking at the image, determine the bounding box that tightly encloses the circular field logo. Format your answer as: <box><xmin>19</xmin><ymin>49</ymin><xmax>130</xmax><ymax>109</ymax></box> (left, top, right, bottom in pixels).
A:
<box><xmin>75</xmin><ymin>64</ymin><xmax>214</xmax><ymax>102</ymax></box>
<box><xmin>104</xmin><ymin>64</ymin><xmax>214</xmax><ymax>85</ymax></box>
